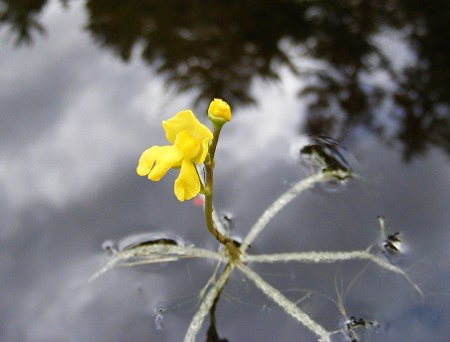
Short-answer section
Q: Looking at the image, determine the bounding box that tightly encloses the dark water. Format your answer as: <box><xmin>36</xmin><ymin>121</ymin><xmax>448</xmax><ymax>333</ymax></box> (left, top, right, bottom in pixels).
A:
<box><xmin>1</xmin><ymin>1</ymin><xmax>450</xmax><ymax>341</ymax></box>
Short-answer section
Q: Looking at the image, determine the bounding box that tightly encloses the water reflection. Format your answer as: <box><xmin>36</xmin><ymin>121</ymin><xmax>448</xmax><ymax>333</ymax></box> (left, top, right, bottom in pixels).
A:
<box><xmin>1</xmin><ymin>0</ymin><xmax>47</xmax><ymax>44</ymax></box>
<box><xmin>2</xmin><ymin>0</ymin><xmax>449</xmax><ymax>160</ymax></box>
<box><xmin>2</xmin><ymin>4</ymin><xmax>450</xmax><ymax>340</ymax></box>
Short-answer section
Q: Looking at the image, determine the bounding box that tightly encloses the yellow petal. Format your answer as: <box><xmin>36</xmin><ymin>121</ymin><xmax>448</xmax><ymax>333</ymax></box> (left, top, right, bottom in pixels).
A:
<box><xmin>162</xmin><ymin>110</ymin><xmax>213</xmax><ymax>162</ymax></box>
<box><xmin>148</xmin><ymin>145</ymin><xmax>183</xmax><ymax>181</ymax></box>
<box><xmin>173</xmin><ymin>130</ymin><xmax>200</xmax><ymax>160</ymax></box>
<box><xmin>191</xmin><ymin>137</ymin><xmax>210</xmax><ymax>164</ymax></box>
<box><xmin>162</xmin><ymin>110</ymin><xmax>199</xmax><ymax>143</ymax></box>
<box><xmin>174</xmin><ymin>159</ymin><xmax>201</xmax><ymax>201</ymax></box>
<box><xmin>136</xmin><ymin>146</ymin><xmax>158</xmax><ymax>176</ymax></box>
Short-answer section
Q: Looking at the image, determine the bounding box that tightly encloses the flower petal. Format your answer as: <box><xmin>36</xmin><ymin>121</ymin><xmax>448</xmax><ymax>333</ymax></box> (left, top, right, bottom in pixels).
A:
<box><xmin>191</xmin><ymin>137</ymin><xmax>210</xmax><ymax>164</ymax></box>
<box><xmin>173</xmin><ymin>130</ymin><xmax>200</xmax><ymax>160</ymax></box>
<box><xmin>136</xmin><ymin>146</ymin><xmax>158</xmax><ymax>176</ymax></box>
<box><xmin>148</xmin><ymin>145</ymin><xmax>183</xmax><ymax>181</ymax></box>
<box><xmin>174</xmin><ymin>159</ymin><xmax>201</xmax><ymax>201</ymax></box>
<box><xmin>163</xmin><ymin>110</ymin><xmax>198</xmax><ymax>143</ymax></box>
<box><xmin>162</xmin><ymin>110</ymin><xmax>213</xmax><ymax>162</ymax></box>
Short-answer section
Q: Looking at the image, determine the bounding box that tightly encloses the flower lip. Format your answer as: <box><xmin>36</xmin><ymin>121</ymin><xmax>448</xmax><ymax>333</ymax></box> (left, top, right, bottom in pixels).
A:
<box><xmin>208</xmin><ymin>98</ymin><xmax>231</xmax><ymax>122</ymax></box>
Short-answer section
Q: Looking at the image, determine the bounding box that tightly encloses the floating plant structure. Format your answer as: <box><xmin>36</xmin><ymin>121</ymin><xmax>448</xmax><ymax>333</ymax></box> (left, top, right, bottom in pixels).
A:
<box><xmin>92</xmin><ymin>99</ymin><xmax>422</xmax><ymax>342</ymax></box>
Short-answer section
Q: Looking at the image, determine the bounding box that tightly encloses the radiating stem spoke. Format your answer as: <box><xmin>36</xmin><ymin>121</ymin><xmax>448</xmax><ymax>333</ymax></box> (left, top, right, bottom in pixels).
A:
<box><xmin>236</xmin><ymin>263</ymin><xmax>331</xmax><ymax>342</ymax></box>
<box><xmin>89</xmin><ymin>245</ymin><xmax>225</xmax><ymax>282</ymax></box>
<box><xmin>245</xmin><ymin>250</ymin><xmax>422</xmax><ymax>296</ymax></box>
<box><xmin>242</xmin><ymin>173</ymin><xmax>325</xmax><ymax>253</ymax></box>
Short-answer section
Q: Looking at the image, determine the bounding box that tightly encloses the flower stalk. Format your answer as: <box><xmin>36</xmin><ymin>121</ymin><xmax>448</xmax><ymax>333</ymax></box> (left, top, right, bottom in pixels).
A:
<box><xmin>203</xmin><ymin>124</ymin><xmax>227</xmax><ymax>244</ymax></box>
<box><xmin>204</xmin><ymin>127</ymin><xmax>241</xmax><ymax>260</ymax></box>
<box><xmin>204</xmin><ymin>101</ymin><xmax>240</xmax><ymax>260</ymax></box>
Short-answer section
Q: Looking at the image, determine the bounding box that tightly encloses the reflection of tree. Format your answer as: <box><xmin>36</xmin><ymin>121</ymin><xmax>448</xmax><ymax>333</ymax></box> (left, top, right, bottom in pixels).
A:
<box><xmin>294</xmin><ymin>2</ymin><xmax>394</xmax><ymax>139</ymax></box>
<box><xmin>392</xmin><ymin>1</ymin><xmax>450</xmax><ymax>161</ymax></box>
<box><xmin>300</xmin><ymin>0</ymin><xmax>450</xmax><ymax>161</ymax></box>
<box><xmin>0</xmin><ymin>0</ymin><xmax>48</xmax><ymax>44</ymax></box>
<box><xmin>394</xmin><ymin>67</ymin><xmax>450</xmax><ymax>161</ymax></box>
<box><xmin>2</xmin><ymin>0</ymin><xmax>449</xmax><ymax>161</ymax></box>
<box><xmin>84</xmin><ymin>0</ymin><xmax>305</xmax><ymax>105</ymax></box>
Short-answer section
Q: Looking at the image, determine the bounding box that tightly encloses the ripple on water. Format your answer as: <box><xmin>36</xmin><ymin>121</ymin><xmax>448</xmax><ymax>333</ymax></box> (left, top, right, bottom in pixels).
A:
<box><xmin>290</xmin><ymin>135</ymin><xmax>355</xmax><ymax>192</ymax></box>
<box><xmin>112</xmin><ymin>232</ymin><xmax>186</xmax><ymax>252</ymax></box>
<box><xmin>153</xmin><ymin>302</ymin><xmax>167</xmax><ymax>331</ymax></box>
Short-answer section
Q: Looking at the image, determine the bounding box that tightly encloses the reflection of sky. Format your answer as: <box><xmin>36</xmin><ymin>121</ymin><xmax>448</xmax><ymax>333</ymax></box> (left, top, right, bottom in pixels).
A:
<box><xmin>0</xmin><ymin>2</ymin><xmax>162</xmax><ymax>208</ymax></box>
<box><xmin>1</xmin><ymin>2</ymin><xmax>449</xmax><ymax>342</ymax></box>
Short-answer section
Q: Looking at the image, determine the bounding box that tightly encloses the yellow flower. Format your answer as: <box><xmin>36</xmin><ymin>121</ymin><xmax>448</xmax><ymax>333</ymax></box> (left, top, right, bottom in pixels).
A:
<box><xmin>137</xmin><ymin>110</ymin><xmax>213</xmax><ymax>201</ymax></box>
<box><xmin>208</xmin><ymin>98</ymin><xmax>231</xmax><ymax>123</ymax></box>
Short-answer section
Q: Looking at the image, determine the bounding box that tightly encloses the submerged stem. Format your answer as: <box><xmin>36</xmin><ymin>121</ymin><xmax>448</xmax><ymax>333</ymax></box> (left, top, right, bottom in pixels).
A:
<box><xmin>184</xmin><ymin>264</ymin><xmax>235</xmax><ymax>342</ymax></box>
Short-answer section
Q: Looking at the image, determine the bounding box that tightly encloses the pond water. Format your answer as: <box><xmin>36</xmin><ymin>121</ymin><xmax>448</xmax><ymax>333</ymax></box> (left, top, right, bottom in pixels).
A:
<box><xmin>1</xmin><ymin>1</ymin><xmax>450</xmax><ymax>341</ymax></box>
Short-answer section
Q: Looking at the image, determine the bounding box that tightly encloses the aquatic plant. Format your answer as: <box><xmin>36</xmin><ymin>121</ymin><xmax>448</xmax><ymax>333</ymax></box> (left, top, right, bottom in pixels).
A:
<box><xmin>91</xmin><ymin>99</ymin><xmax>421</xmax><ymax>342</ymax></box>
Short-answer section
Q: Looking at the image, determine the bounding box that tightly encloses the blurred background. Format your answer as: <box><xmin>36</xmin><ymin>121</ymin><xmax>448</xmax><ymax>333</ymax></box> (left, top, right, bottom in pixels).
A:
<box><xmin>1</xmin><ymin>0</ymin><xmax>449</xmax><ymax>341</ymax></box>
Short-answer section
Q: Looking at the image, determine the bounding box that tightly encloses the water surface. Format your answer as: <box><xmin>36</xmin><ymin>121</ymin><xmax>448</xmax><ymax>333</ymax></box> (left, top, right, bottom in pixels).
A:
<box><xmin>1</xmin><ymin>1</ymin><xmax>450</xmax><ymax>341</ymax></box>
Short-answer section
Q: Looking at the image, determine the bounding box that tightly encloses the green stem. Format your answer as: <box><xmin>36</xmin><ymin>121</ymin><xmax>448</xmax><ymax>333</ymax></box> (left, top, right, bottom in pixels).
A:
<box><xmin>209</xmin><ymin>124</ymin><xmax>222</xmax><ymax>160</ymax></box>
<box><xmin>203</xmin><ymin>124</ymin><xmax>240</xmax><ymax>260</ymax></box>
<box><xmin>204</xmin><ymin>125</ymin><xmax>228</xmax><ymax>245</ymax></box>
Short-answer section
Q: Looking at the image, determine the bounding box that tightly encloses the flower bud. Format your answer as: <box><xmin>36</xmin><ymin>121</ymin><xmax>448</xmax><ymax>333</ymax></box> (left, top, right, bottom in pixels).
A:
<box><xmin>208</xmin><ymin>98</ymin><xmax>231</xmax><ymax>123</ymax></box>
